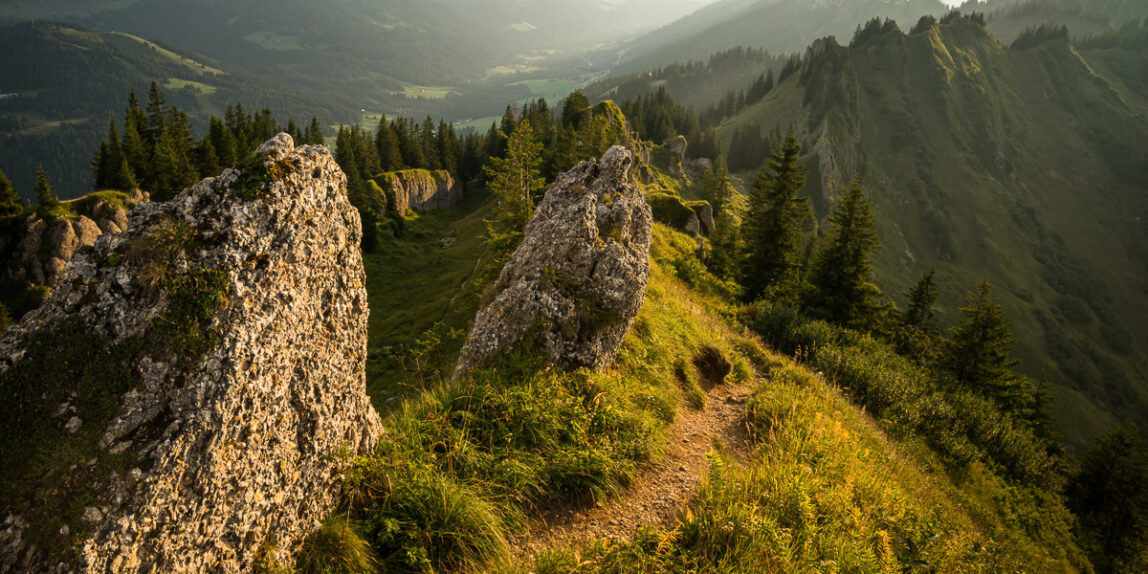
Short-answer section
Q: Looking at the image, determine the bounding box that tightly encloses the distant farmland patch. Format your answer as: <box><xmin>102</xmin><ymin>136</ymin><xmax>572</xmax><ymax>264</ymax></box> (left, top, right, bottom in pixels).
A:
<box><xmin>164</xmin><ymin>79</ymin><xmax>217</xmax><ymax>95</ymax></box>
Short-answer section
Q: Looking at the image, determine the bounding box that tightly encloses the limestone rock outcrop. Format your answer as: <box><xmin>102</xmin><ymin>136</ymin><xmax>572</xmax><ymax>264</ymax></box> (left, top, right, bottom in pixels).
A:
<box><xmin>0</xmin><ymin>134</ymin><xmax>383</xmax><ymax>573</ymax></box>
<box><xmin>455</xmin><ymin>146</ymin><xmax>652</xmax><ymax>375</ymax></box>
<box><xmin>0</xmin><ymin>190</ymin><xmax>148</xmax><ymax>288</ymax></box>
<box><xmin>371</xmin><ymin>169</ymin><xmax>462</xmax><ymax>215</ymax></box>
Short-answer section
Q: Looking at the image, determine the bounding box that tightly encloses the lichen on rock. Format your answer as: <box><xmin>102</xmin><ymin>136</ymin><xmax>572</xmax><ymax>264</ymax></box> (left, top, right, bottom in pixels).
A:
<box><xmin>0</xmin><ymin>134</ymin><xmax>382</xmax><ymax>573</ymax></box>
<box><xmin>455</xmin><ymin>145</ymin><xmax>653</xmax><ymax>375</ymax></box>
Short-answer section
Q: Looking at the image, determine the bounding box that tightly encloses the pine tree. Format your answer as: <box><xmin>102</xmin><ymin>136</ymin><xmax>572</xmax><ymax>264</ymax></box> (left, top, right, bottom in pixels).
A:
<box><xmin>905</xmin><ymin>266</ymin><xmax>939</xmax><ymax>332</ymax></box>
<box><xmin>803</xmin><ymin>177</ymin><xmax>882</xmax><ymax>327</ymax></box>
<box><xmin>93</xmin><ymin>121</ymin><xmax>126</xmax><ymax>190</ymax></box>
<box><xmin>1067</xmin><ymin>423</ymin><xmax>1148</xmax><ymax>573</ymax></box>
<box><xmin>0</xmin><ymin>168</ymin><xmax>22</xmax><ymax>216</ymax></box>
<box><xmin>145</xmin><ymin>82</ymin><xmax>167</xmax><ymax>145</ymax></box>
<box><xmin>437</xmin><ymin>119</ymin><xmax>459</xmax><ymax>178</ymax></box>
<box><xmin>35</xmin><ymin>165</ymin><xmax>59</xmax><ymax>210</ymax></box>
<box><xmin>421</xmin><ymin>116</ymin><xmax>442</xmax><ymax>171</ymax></box>
<box><xmin>195</xmin><ymin>137</ymin><xmax>221</xmax><ymax>178</ymax></box>
<box><xmin>741</xmin><ymin>126</ymin><xmax>811</xmax><ymax>301</ymax></box>
<box><xmin>942</xmin><ymin>280</ymin><xmax>1029</xmax><ymax>413</ymax></box>
<box><xmin>306</xmin><ymin>117</ymin><xmax>325</xmax><ymax>146</ymax></box>
<box><xmin>375</xmin><ymin>115</ymin><xmax>403</xmax><ymax>172</ymax></box>
<box><xmin>1028</xmin><ymin>369</ymin><xmax>1062</xmax><ymax>456</ymax></box>
<box><xmin>123</xmin><ymin>93</ymin><xmax>150</xmax><ymax>189</ymax></box>
<box><xmin>698</xmin><ymin>161</ymin><xmax>742</xmax><ymax>280</ymax></box>
<box><xmin>209</xmin><ymin>117</ymin><xmax>237</xmax><ymax>169</ymax></box>
<box><xmin>116</xmin><ymin>158</ymin><xmax>138</xmax><ymax>192</ymax></box>
<box><xmin>483</xmin><ymin>120</ymin><xmax>544</xmax><ymax>245</ymax></box>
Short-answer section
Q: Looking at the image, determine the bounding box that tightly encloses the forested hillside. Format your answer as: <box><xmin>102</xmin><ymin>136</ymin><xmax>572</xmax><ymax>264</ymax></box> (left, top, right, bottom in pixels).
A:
<box><xmin>715</xmin><ymin>13</ymin><xmax>1148</xmax><ymax>447</ymax></box>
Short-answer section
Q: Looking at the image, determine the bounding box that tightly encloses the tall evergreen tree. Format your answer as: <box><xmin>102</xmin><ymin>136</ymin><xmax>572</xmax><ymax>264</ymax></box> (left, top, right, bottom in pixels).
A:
<box><xmin>741</xmin><ymin>126</ymin><xmax>811</xmax><ymax>301</ymax></box>
<box><xmin>803</xmin><ymin>177</ymin><xmax>882</xmax><ymax>327</ymax></box>
<box><xmin>122</xmin><ymin>93</ymin><xmax>150</xmax><ymax>189</ymax></box>
<box><xmin>209</xmin><ymin>117</ymin><xmax>238</xmax><ymax>169</ymax></box>
<box><xmin>145</xmin><ymin>82</ymin><xmax>167</xmax><ymax>145</ymax></box>
<box><xmin>483</xmin><ymin>120</ymin><xmax>544</xmax><ymax>248</ymax></box>
<box><xmin>421</xmin><ymin>115</ymin><xmax>442</xmax><ymax>171</ymax></box>
<box><xmin>437</xmin><ymin>119</ymin><xmax>459</xmax><ymax>178</ymax></box>
<box><xmin>93</xmin><ymin>121</ymin><xmax>126</xmax><ymax>190</ymax></box>
<box><xmin>305</xmin><ymin>117</ymin><xmax>325</xmax><ymax>146</ymax></box>
<box><xmin>905</xmin><ymin>266</ymin><xmax>940</xmax><ymax>332</ymax></box>
<box><xmin>698</xmin><ymin>160</ymin><xmax>742</xmax><ymax>280</ymax></box>
<box><xmin>375</xmin><ymin>115</ymin><xmax>403</xmax><ymax>172</ymax></box>
<box><xmin>35</xmin><ymin>165</ymin><xmax>59</xmax><ymax>210</ymax></box>
<box><xmin>942</xmin><ymin>280</ymin><xmax>1029</xmax><ymax>413</ymax></box>
<box><xmin>116</xmin><ymin>158</ymin><xmax>139</xmax><ymax>193</ymax></box>
<box><xmin>0</xmin><ymin>168</ymin><xmax>22</xmax><ymax>216</ymax></box>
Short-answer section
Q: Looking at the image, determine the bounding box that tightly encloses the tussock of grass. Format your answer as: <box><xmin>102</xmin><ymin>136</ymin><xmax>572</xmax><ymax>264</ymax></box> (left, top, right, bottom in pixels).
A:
<box><xmin>296</xmin><ymin>515</ymin><xmax>377</xmax><ymax>574</ymax></box>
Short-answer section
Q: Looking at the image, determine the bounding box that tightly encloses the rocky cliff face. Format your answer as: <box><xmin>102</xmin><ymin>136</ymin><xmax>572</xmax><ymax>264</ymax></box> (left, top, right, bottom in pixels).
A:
<box><xmin>455</xmin><ymin>146</ymin><xmax>652</xmax><ymax>375</ymax></box>
<box><xmin>371</xmin><ymin>169</ymin><xmax>462</xmax><ymax>215</ymax></box>
<box><xmin>0</xmin><ymin>134</ymin><xmax>383</xmax><ymax>573</ymax></box>
<box><xmin>0</xmin><ymin>190</ymin><xmax>148</xmax><ymax>288</ymax></box>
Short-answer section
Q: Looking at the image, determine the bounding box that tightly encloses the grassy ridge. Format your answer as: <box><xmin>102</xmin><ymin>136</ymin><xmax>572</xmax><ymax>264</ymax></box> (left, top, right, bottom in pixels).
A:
<box><xmin>291</xmin><ymin>214</ymin><xmax>1088</xmax><ymax>572</ymax></box>
<box><xmin>717</xmin><ymin>16</ymin><xmax>1148</xmax><ymax>448</ymax></box>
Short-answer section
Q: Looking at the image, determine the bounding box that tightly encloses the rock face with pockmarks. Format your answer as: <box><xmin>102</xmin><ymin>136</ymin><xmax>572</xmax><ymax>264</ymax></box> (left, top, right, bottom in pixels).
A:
<box><xmin>456</xmin><ymin>145</ymin><xmax>652</xmax><ymax>375</ymax></box>
<box><xmin>0</xmin><ymin>134</ymin><xmax>383</xmax><ymax>573</ymax></box>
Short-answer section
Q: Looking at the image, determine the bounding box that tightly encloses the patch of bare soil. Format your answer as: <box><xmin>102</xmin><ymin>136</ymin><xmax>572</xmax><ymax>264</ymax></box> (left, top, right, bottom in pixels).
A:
<box><xmin>512</xmin><ymin>380</ymin><xmax>755</xmax><ymax>558</ymax></box>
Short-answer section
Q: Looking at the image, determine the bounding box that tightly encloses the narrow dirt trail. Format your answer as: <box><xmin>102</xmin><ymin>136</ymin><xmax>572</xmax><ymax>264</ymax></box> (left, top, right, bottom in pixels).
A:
<box><xmin>512</xmin><ymin>380</ymin><xmax>756</xmax><ymax>558</ymax></box>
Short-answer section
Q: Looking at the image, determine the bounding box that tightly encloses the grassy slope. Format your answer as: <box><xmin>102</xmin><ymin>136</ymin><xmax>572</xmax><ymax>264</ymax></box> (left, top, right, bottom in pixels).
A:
<box><xmin>717</xmin><ymin>18</ymin><xmax>1148</xmax><ymax>448</ymax></box>
<box><xmin>361</xmin><ymin>189</ymin><xmax>493</xmax><ymax>411</ymax></box>
<box><xmin>331</xmin><ymin>202</ymin><xmax>1086</xmax><ymax>572</ymax></box>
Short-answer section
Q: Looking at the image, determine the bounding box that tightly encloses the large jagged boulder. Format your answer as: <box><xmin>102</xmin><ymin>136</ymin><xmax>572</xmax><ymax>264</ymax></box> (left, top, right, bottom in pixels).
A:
<box><xmin>370</xmin><ymin>169</ymin><xmax>462</xmax><ymax>215</ymax></box>
<box><xmin>0</xmin><ymin>134</ymin><xmax>383</xmax><ymax>573</ymax></box>
<box><xmin>1</xmin><ymin>190</ymin><xmax>148</xmax><ymax>287</ymax></box>
<box><xmin>455</xmin><ymin>146</ymin><xmax>652</xmax><ymax>375</ymax></box>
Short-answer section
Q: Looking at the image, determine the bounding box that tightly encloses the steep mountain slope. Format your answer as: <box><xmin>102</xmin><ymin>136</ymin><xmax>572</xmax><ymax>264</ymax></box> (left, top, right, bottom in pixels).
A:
<box><xmin>718</xmin><ymin>15</ymin><xmax>1148</xmax><ymax>447</ymax></box>
<box><xmin>617</xmin><ymin>0</ymin><xmax>948</xmax><ymax>73</ymax></box>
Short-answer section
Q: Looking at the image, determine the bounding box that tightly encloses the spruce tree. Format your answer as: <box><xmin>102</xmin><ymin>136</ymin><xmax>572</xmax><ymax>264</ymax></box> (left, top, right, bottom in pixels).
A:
<box><xmin>437</xmin><ymin>119</ymin><xmax>459</xmax><ymax>178</ymax></box>
<box><xmin>35</xmin><ymin>165</ymin><xmax>59</xmax><ymax>210</ymax></box>
<box><xmin>803</xmin><ymin>177</ymin><xmax>882</xmax><ymax>327</ymax></box>
<box><xmin>116</xmin><ymin>158</ymin><xmax>139</xmax><ymax>193</ymax></box>
<box><xmin>905</xmin><ymin>266</ymin><xmax>939</xmax><ymax>331</ymax></box>
<box><xmin>94</xmin><ymin>121</ymin><xmax>126</xmax><ymax>190</ymax></box>
<box><xmin>375</xmin><ymin>116</ymin><xmax>403</xmax><ymax>172</ymax></box>
<box><xmin>698</xmin><ymin>160</ymin><xmax>742</xmax><ymax>281</ymax></box>
<box><xmin>942</xmin><ymin>280</ymin><xmax>1029</xmax><ymax>413</ymax></box>
<box><xmin>483</xmin><ymin>120</ymin><xmax>544</xmax><ymax>245</ymax></box>
<box><xmin>145</xmin><ymin>82</ymin><xmax>167</xmax><ymax>145</ymax></box>
<box><xmin>0</xmin><ymin>168</ymin><xmax>22</xmax><ymax>216</ymax></box>
<box><xmin>741</xmin><ymin>126</ymin><xmax>811</xmax><ymax>301</ymax></box>
<box><xmin>309</xmin><ymin>117</ymin><xmax>326</xmax><ymax>146</ymax></box>
<box><xmin>421</xmin><ymin>116</ymin><xmax>442</xmax><ymax>171</ymax></box>
<box><xmin>122</xmin><ymin>93</ymin><xmax>150</xmax><ymax>189</ymax></box>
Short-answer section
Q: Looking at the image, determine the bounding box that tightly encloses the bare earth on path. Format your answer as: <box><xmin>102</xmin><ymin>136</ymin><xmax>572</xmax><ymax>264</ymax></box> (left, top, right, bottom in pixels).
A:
<box><xmin>512</xmin><ymin>380</ymin><xmax>756</xmax><ymax>558</ymax></box>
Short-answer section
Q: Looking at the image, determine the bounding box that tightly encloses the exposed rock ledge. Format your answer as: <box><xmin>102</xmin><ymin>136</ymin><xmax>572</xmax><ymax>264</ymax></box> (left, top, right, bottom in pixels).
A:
<box><xmin>1</xmin><ymin>190</ymin><xmax>148</xmax><ymax>288</ymax></box>
<box><xmin>0</xmin><ymin>134</ymin><xmax>383</xmax><ymax>573</ymax></box>
<box><xmin>455</xmin><ymin>146</ymin><xmax>653</xmax><ymax>375</ymax></box>
<box><xmin>370</xmin><ymin>169</ymin><xmax>462</xmax><ymax>216</ymax></box>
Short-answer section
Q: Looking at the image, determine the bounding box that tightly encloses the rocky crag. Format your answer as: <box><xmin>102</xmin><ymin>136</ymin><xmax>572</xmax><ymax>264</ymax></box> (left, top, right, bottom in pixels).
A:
<box><xmin>0</xmin><ymin>190</ymin><xmax>148</xmax><ymax>289</ymax></box>
<box><xmin>369</xmin><ymin>169</ymin><xmax>462</xmax><ymax>216</ymax></box>
<box><xmin>0</xmin><ymin>134</ymin><xmax>383</xmax><ymax>573</ymax></box>
<box><xmin>455</xmin><ymin>146</ymin><xmax>652</xmax><ymax>375</ymax></box>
